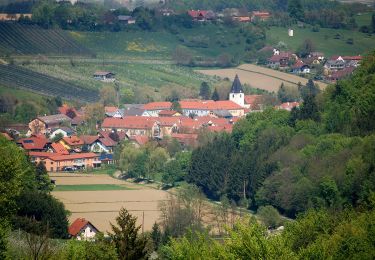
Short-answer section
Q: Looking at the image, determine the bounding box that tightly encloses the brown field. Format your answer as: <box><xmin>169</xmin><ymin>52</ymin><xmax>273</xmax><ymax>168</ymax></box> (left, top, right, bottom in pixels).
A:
<box><xmin>50</xmin><ymin>173</ymin><xmax>169</xmax><ymax>233</ymax></box>
<box><xmin>196</xmin><ymin>64</ymin><xmax>327</xmax><ymax>92</ymax></box>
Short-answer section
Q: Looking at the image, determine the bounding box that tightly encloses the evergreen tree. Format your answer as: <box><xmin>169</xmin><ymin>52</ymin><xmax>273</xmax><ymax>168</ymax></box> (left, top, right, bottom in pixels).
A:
<box><xmin>109</xmin><ymin>208</ymin><xmax>149</xmax><ymax>260</ymax></box>
<box><xmin>372</xmin><ymin>13</ymin><xmax>375</xmax><ymax>32</ymax></box>
<box><xmin>171</xmin><ymin>101</ymin><xmax>182</xmax><ymax>113</ymax></box>
<box><xmin>35</xmin><ymin>162</ymin><xmax>53</xmax><ymax>193</ymax></box>
<box><xmin>199</xmin><ymin>82</ymin><xmax>211</xmax><ymax>100</ymax></box>
<box><xmin>151</xmin><ymin>222</ymin><xmax>162</xmax><ymax>250</ymax></box>
<box><xmin>288</xmin><ymin>0</ymin><xmax>304</xmax><ymax>20</ymax></box>
<box><xmin>211</xmin><ymin>88</ymin><xmax>220</xmax><ymax>101</ymax></box>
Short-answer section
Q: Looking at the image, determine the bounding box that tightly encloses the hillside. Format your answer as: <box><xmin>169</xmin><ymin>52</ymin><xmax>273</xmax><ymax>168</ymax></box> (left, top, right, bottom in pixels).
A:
<box><xmin>0</xmin><ymin>23</ymin><xmax>93</xmax><ymax>56</ymax></box>
<box><xmin>0</xmin><ymin>64</ymin><xmax>99</xmax><ymax>102</ymax></box>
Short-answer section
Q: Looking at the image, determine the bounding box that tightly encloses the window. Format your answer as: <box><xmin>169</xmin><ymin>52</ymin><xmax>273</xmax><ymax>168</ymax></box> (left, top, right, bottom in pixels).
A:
<box><xmin>232</xmin><ymin>94</ymin><xmax>235</xmax><ymax>98</ymax></box>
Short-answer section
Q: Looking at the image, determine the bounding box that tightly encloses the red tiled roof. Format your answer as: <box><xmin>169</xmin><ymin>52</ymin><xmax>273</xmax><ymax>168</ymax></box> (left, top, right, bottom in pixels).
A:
<box><xmin>18</xmin><ymin>136</ymin><xmax>50</xmax><ymax>150</ymax></box>
<box><xmin>68</xmin><ymin>218</ymin><xmax>98</xmax><ymax>237</ymax></box>
<box><xmin>171</xmin><ymin>133</ymin><xmax>198</xmax><ymax>140</ymax></box>
<box><xmin>143</xmin><ymin>102</ymin><xmax>172</xmax><ymax>110</ymax></box>
<box><xmin>1</xmin><ymin>132</ymin><xmax>13</xmax><ymax>141</ymax></box>
<box><xmin>62</xmin><ymin>136</ymin><xmax>84</xmax><ymax>146</ymax></box>
<box><xmin>188</xmin><ymin>10</ymin><xmax>208</xmax><ymax>18</ymax></box>
<box><xmin>58</xmin><ymin>105</ymin><xmax>78</xmax><ymax>118</ymax></box>
<box><xmin>105</xmin><ymin>106</ymin><xmax>118</xmax><ymax>113</ymax></box>
<box><xmin>80</xmin><ymin>135</ymin><xmax>100</xmax><ymax>145</ymax></box>
<box><xmin>292</xmin><ymin>60</ymin><xmax>306</xmax><ymax>69</ymax></box>
<box><xmin>129</xmin><ymin>135</ymin><xmax>149</xmax><ymax>146</ymax></box>
<box><xmin>51</xmin><ymin>143</ymin><xmax>69</xmax><ymax>155</ymax></box>
<box><xmin>194</xmin><ymin>116</ymin><xmax>229</xmax><ymax>126</ymax></box>
<box><xmin>158</xmin><ymin>110</ymin><xmax>180</xmax><ymax>116</ymax></box>
<box><xmin>342</xmin><ymin>56</ymin><xmax>362</xmax><ymax>61</ymax></box>
<box><xmin>102</xmin><ymin>117</ymin><xmax>156</xmax><ymax>129</ymax></box>
<box><xmin>278</xmin><ymin>102</ymin><xmax>300</xmax><ymax>111</ymax></box>
<box><xmin>28</xmin><ymin>151</ymin><xmax>55</xmax><ymax>158</ymax></box>
<box><xmin>207</xmin><ymin>125</ymin><xmax>233</xmax><ymax>133</ymax></box>
<box><xmin>179</xmin><ymin>100</ymin><xmax>243</xmax><ymax>110</ymax></box>
<box><xmin>49</xmin><ymin>153</ymin><xmax>98</xmax><ymax>161</ymax></box>
<box><xmin>244</xmin><ymin>95</ymin><xmax>262</xmax><ymax>105</ymax></box>
<box><xmin>330</xmin><ymin>67</ymin><xmax>355</xmax><ymax>81</ymax></box>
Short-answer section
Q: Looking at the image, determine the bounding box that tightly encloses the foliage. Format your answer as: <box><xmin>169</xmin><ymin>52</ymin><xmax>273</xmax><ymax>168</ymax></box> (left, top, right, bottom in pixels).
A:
<box><xmin>100</xmin><ymin>85</ymin><xmax>117</xmax><ymax>106</ymax></box>
<box><xmin>211</xmin><ymin>87</ymin><xmax>220</xmax><ymax>101</ymax></box>
<box><xmin>109</xmin><ymin>207</ymin><xmax>149</xmax><ymax>260</ymax></box>
<box><xmin>277</xmin><ymin>83</ymin><xmax>300</xmax><ymax>102</ymax></box>
<box><xmin>34</xmin><ymin>162</ymin><xmax>53</xmax><ymax>193</ymax></box>
<box><xmin>199</xmin><ymin>82</ymin><xmax>211</xmax><ymax>100</ymax></box>
<box><xmin>257</xmin><ymin>205</ymin><xmax>284</xmax><ymax>228</ymax></box>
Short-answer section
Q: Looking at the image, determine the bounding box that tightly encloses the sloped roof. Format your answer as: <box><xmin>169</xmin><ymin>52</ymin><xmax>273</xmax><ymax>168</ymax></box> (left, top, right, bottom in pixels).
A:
<box><xmin>143</xmin><ymin>102</ymin><xmax>172</xmax><ymax>110</ymax></box>
<box><xmin>188</xmin><ymin>10</ymin><xmax>209</xmax><ymax>18</ymax></box>
<box><xmin>207</xmin><ymin>125</ymin><xmax>233</xmax><ymax>133</ymax></box>
<box><xmin>94</xmin><ymin>71</ymin><xmax>114</xmax><ymax>76</ymax></box>
<box><xmin>1</xmin><ymin>132</ymin><xmax>13</xmax><ymax>141</ymax></box>
<box><xmin>129</xmin><ymin>135</ymin><xmax>149</xmax><ymax>146</ymax></box>
<box><xmin>68</xmin><ymin>218</ymin><xmax>99</xmax><ymax>237</ymax></box>
<box><xmin>80</xmin><ymin>135</ymin><xmax>100</xmax><ymax>145</ymax></box>
<box><xmin>278</xmin><ymin>102</ymin><xmax>300</xmax><ymax>111</ymax></box>
<box><xmin>49</xmin><ymin>153</ymin><xmax>98</xmax><ymax>161</ymax></box>
<box><xmin>62</xmin><ymin>136</ymin><xmax>84</xmax><ymax>146</ymax></box>
<box><xmin>230</xmin><ymin>74</ymin><xmax>244</xmax><ymax>93</ymax></box>
<box><xmin>18</xmin><ymin>136</ymin><xmax>50</xmax><ymax>150</ymax></box>
<box><xmin>105</xmin><ymin>106</ymin><xmax>119</xmax><ymax>113</ymax></box>
<box><xmin>102</xmin><ymin>117</ymin><xmax>156</xmax><ymax>129</ymax></box>
<box><xmin>158</xmin><ymin>110</ymin><xmax>180</xmax><ymax>116</ymax></box>
<box><xmin>51</xmin><ymin>142</ymin><xmax>69</xmax><ymax>155</ymax></box>
<box><xmin>37</xmin><ymin>114</ymin><xmax>71</xmax><ymax>125</ymax></box>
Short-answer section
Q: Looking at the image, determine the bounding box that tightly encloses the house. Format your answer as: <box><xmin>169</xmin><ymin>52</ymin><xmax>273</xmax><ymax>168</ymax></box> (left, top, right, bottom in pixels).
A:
<box><xmin>277</xmin><ymin>102</ymin><xmax>300</xmax><ymax>111</ymax></box>
<box><xmin>49</xmin><ymin>127</ymin><xmax>75</xmax><ymax>140</ymax></box>
<box><xmin>325</xmin><ymin>56</ymin><xmax>346</xmax><ymax>71</ymax></box>
<box><xmin>50</xmin><ymin>142</ymin><xmax>69</xmax><ymax>155</ymax></box>
<box><xmin>99</xmin><ymin>153</ymin><xmax>115</xmax><ymax>165</ymax></box>
<box><xmin>158</xmin><ymin>110</ymin><xmax>182</xmax><ymax>117</ymax></box>
<box><xmin>244</xmin><ymin>95</ymin><xmax>264</xmax><ymax>111</ymax></box>
<box><xmin>142</xmin><ymin>102</ymin><xmax>172</xmax><ymax>117</ymax></box>
<box><xmin>268</xmin><ymin>52</ymin><xmax>294</xmax><ymax>68</ymax></box>
<box><xmin>233</xmin><ymin>16</ymin><xmax>251</xmax><ymax>23</ymax></box>
<box><xmin>123</xmin><ymin>104</ymin><xmax>145</xmax><ymax>117</ymax></box>
<box><xmin>309</xmin><ymin>52</ymin><xmax>325</xmax><ymax>61</ymax></box>
<box><xmin>28</xmin><ymin>114</ymin><xmax>72</xmax><ymax>136</ymax></box>
<box><xmin>60</xmin><ymin>136</ymin><xmax>84</xmax><ymax>152</ymax></box>
<box><xmin>117</xmin><ymin>15</ymin><xmax>136</xmax><ymax>24</ymax></box>
<box><xmin>291</xmin><ymin>60</ymin><xmax>310</xmax><ymax>74</ymax></box>
<box><xmin>29</xmin><ymin>152</ymin><xmax>101</xmax><ymax>172</ymax></box>
<box><xmin>68</xmin><ymin>218</ymin><xmax>99</xmax><ymax>240</ymax></box>
<box><xmin>17</xmin><ymin>136</ymin><xmax>51</xmax><ymax>152</ymax></box>
<box><xmin>93</xmin><ymin>71</ymin><xmax>116</xmax><ymax>82</ymax></box>
<box><xmin>128</xmin><ymin>135</ymin><xmax>149</xmax><ymax>147</ymax></box>
<box><xmin>328</xmin><ymin>67</ymin><xmax>355</xmax><ymax>82</ymax></box>
<box><xmin>188</xmin><ymin>10</ymin><xmax>216</xmax><ymax>21</ymax></box>
<box><xmin>342</xmin><ymin>56</ymin><xmax>362</xmax><ymax>67</ymax></box>
<box><xmin>179</xmin><ymin>100</ymin><xmax>244</xmax><ymax>117</ymax></box>
<box><xmin>80</xmin><ymin>135</ymin><xmax>110</xmax><ymax>154</ymax></box>
<box><xmin>98</xmin><ymin>131</ymin><xmax>126</xmax><ymax>153</ymax></box>
<box><xmin>105</xmin><ymin>106</ymin><xmax>125</xmax><ymax>118</ymax></box>
<box><xmin>171</xmin><ymin>133</ymin><xmax>198</xmax><ymax>148</ymax></box>
<box><xmin>251</xmin><ymin>11</ymin><xmax>271</xmax><ymax>22</ymax></box>
<box><xmin>0</xmin><ymin>13</ymin><xmax>32</xmax><ymax>21</ymax></box>
<box><xmin>101</xmin><ymin>117</ymin><xmax>161</xmax><ymax>138</ymax></box>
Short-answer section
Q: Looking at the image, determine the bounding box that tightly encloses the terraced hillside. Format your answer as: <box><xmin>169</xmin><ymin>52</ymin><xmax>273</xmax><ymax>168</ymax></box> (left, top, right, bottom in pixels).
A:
<box><xmin>0</xmin><ymin>23</ymin><xmax>93</xmax><ymax>56</ymax></box>
<box><xmin>0</xmin><ymin>65</ymin><xmax>99</xmax><ymax>102</ymax></box>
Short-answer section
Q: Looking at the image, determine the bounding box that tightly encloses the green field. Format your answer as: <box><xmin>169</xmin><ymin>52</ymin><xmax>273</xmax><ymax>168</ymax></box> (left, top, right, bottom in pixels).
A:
<box><xmin>266</xmin><ymin>25</ymin><xmax>375</xmax><ymax>57</ymax></box>
<box><xmin>0</xmin><ymin>64</ymin><xmax>99</xmax><ymax>102</ymax></box>
<box><xmin>54</xmin><ymin>184</ymin><xmax>132</xmax><ymax>191</ymax></box>
<box><xmin>70</xmin><ymin>23</ymin><xmax>257</xmax><ymax>60</ymax></box>
<box><xmin>0</xmin><ymin>23</ymin><xmax>93</xmax><ymax>56</ymax></box>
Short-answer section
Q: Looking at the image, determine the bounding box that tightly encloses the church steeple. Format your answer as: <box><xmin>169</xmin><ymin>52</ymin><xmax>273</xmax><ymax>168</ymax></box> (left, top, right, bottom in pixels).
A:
<box><xmin>229</xmin><ymin>74</ymin><xmax>245</xmax><ymax>107</ymax></box>
<box><xmin>230</xmin><ymin>74</ymin><xmax>244</xmax><ymax>93</ymax></box>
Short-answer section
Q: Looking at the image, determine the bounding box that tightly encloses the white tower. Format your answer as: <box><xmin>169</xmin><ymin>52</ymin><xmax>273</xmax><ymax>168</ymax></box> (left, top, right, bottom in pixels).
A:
<box><xmin>229</xmin><ymin>74</ymin><xmax>244</xmax><ymax>107</ymax></box>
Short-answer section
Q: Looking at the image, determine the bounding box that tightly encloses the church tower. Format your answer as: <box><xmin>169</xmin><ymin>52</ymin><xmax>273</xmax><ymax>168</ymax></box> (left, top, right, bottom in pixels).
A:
<box><xmin>229</xmin><ymin>74</ymin><xmax>244</xmax><ymax>107</ymax></box>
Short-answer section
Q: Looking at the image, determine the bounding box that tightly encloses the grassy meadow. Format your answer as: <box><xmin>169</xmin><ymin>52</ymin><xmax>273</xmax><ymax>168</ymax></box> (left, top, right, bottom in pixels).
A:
<box><xmin>266</xmin><ymin>23</ymin><xmax>375</xmax><ymax>57</ymax></box>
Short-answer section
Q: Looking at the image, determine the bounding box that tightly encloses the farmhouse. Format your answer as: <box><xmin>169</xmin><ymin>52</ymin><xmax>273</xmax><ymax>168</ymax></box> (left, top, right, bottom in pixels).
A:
<box><xmin>251</xmin><ymin>11</ymin><xmax>271</xmax><ymax>22</ymax></box>
<box><xmin>29</xmin><ymin>152</ymin><xmax>100</xmax><ymax>172</ymax></box>
<box><xmin>101</xmin><ymin>117</ymin><xmax>161</xmax><ymax>138</ymax></box>
<box><xmin>28</xmin><ymin>114</ymin><xmax>72</xmax><ymax>136</ymax></box>
<box><xmin>267</xmin><ymin>52</ymin><xmax>294</xmax><ymax>68</ymax></box>
<box><xmin>328</xmin><ymin>67</ymin><xmax>355</xmax><ymax>82</ymax></box>
<box><xmin>80</xmin><ymin>135</ymin><xmax>111</xmax><ymax>154</ymax></box>
<box><xmin>93</xmin><ymin>71</ymin><xmax>116</xmax><ymax>82</ymax></box>
<box><xmin>188</xmin><ymin>10</ymin><xmax>216</xmax><ymax>21</ymax></box>
<box><xmin>105</xmin><ymin>106</ymin><xmax>125</xmax><ymax>118</ymax></box>
<box><xmin>291</xmin><ymin>60</ymin><xmax>310</xmax><ymax>74</ymax></box>
<box><xmin>68</xmin><ymin>218</ymin><xmax>99</xmax><ymax>241</ymax></box>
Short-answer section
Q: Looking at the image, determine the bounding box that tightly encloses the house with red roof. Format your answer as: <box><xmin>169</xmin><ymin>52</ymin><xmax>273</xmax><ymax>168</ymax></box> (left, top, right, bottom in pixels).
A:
<box><xmin>68</xmin><ymin>218</ymin><xmax>99</xmax><ymax>240</ymax></box>
<box><xmin>50</xmin><ymin>142</ymin><xmax>69</xmax><ymax>155</ymax></box>
<box><xmin>244</xmin><ymin>95</ymin><xmax>264</xmax><ymax>111</ymax></box>
<box><xmin>268</xmin><ymin>52</ymin><xmax>294</xmax><ymax>68</ymax></box>
<box><xmin>171</xmin><ymin>133</ymin><xmax>198</xmax><ymax>148</ymax></box>
<box><xmin>142</xmin><ymin>102</ymin><xmax>172</xmax><ymax>117</ymax></box>
<box><xmin>60</xmin><ymin>136</ymin><xmax>84</xmax><ymax>152</ymax></box>
<box><xmin>188</xmin><ymin>10</ymin><xmax>216</xmax><ymax>21</ymax></box>
<box><xmin>129</xmin><ymin>135</ymin><xmax>150</xmax><ymax>147</ymax></box>
<box><xmin>291</xmin><ymin>60</ymin><xmax>310</xmax><ymax>74</ymax></box>
<box><xmin>102</xmin><ymin>117</ymin><xmax>161</xmax><ymax>138</ymax></box>
<box><xmin>80</xmin><ymin>135</ymin><xmax>111</xmax><ymax>154</ymax></box>
<box><xmin>277</xmin><ymin>102</ymin><xmax>300</xmax><ymax>111</ymax></box>
<box><xmin>251</xmin><ymin>11</ymin><xmax>271</xmax><ymax>22</ymax></box>
<box><xmin>29</xmin><ymin>152</ymin><xmax>100</xmax><ymax>172</ymax></box>
<box><xmin>328</xmin><ymin>67</ymin><xmax>355</xmax><ymax>82</ymax></box>
<box><xmin>17</xmin><ymin>136</ymin><xmax>51</xmax><ymax>152</ymax></box>
<box><xmin>28</xmin><ymin>114</ymin><xmax>72</xmax><ymax>136</ymax></box>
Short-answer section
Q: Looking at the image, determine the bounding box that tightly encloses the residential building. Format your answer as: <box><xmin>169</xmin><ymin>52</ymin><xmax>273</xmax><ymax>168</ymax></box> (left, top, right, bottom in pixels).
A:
<box><xmin>93</xmin><ymin>71</ymin><xmax>116</xmax><ymax>82</ymax></box>
<box><xmin>49</xmin><ymin>127</ymin><xmax>75</xmax><ymax>140</ymax></box>
<box><xmin>28</xmin><ymin>114</ymin><xmax>72</xmax><ymax>136</ymax></box>
<box><xmin>0</xmin><ymin>13</ymin><xmax>32</xmax><ymax>21</ymax></box>
<box><xmin>277</xmin><ymin>102</ymin><xmax>300</xmax><ymax>111</ymax></box>
<box><xmin>118</xmin><ymin>15</ymin><xmax>136</xmax><ymax>24</ymax></box>
<box><xmin>251</xmin><ymin>11</ymin><xmax>271</xmax><ymax>22</ymax></box>
<box><xmin>60</xmin><ymin>136</ymin><xmax>84</xmax><ymax>152</ymax></box>
<box><xmin>80</xmin><ymin>135</ymin><xmax>111</xmax><ymax>154</ymax></box>
<box><xmin>291</xmin><ymin>60</ymin><xmax>310</xmax><ymax>74</ymax></box>
<box><xmin>17</xmin><ymin>135</ymin><xmax>51</xmax><ymax>152</ymax></box>
<box><xmin>68</xmin><ymin>218</ymin><xmax>99</xmax><ymax>240</ymax></box>
<box><xmin>29</xmin><ymin>152</ymin><xmax>101</xmax><ymax>172</ymax></box>
<box><xmin>188</xmin><ymin>10</ymin><xmax>216</xmax><ymax>21</ymax></box>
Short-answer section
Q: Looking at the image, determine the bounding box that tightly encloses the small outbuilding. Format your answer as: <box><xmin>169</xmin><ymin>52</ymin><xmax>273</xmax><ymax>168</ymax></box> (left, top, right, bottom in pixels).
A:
<box><xmin>93</xmin><ymin>71</ymin><xmax>116</xmax><ymax>82</ymax></box>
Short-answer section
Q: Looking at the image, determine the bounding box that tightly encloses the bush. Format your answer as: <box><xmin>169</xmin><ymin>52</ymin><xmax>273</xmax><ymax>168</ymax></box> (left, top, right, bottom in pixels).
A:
<box><xmin>257</xmin><ymin>205</ymin><xmax>284</xmax><ymax>229</ymax></box>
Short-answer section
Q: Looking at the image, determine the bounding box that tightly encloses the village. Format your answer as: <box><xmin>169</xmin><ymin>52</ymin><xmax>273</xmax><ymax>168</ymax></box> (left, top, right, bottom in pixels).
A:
<box><xmin>1</xmin><ymin>75</ymin><xmax>300</xmax><ymax>173</ymax></box>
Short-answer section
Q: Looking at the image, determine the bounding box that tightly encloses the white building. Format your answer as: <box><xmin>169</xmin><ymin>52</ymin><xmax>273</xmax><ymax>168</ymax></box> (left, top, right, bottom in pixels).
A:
<box><xmin>229</xmin><ymin>74</ymin><xmax>245</xmax><ymax>107</ymax></box>
<box><xmin>68</xmin><ymin>218</ymin><xmax>99</xmax><ymax>241</ymax></box>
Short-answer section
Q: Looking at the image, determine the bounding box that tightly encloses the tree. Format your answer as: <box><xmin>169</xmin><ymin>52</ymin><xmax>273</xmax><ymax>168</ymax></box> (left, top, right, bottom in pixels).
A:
<box><xmin>288</xmin><ymin>0</ymin><xmax>304</xmax><ymax>21</ymax></box>
<box><xmin>31</xmin><ymin>0</ymin><xmax>56</xmax><ymax>29</ymax></box>
<box><xmin>162</xmin><ymin>159</ymin><xmax>184</xmax><ymax>187</ymax></box>
<box><xmin>151</xmin><ymin>223</ymin><xmax>162</xmax><ymax>251</ymax></box>
<box><xmin>199</xmin><ymin>82</ymin><xmax>211</xmax><ymax>100</ymax></box>
<box><xmin>148</xmin><ymin>147</ymin><xmax>169</xmax><ymax>180</ymax></box>
<box><xmin>257</xmin><ymin>205</ymin><xmax>283</xmax><ymax>228</ymax></box>
<box><xmin>84</xmin><ymin>102</ymin><xmax>105</xmax><ymax>133</ymax></box>
<box><xmin>372</xmin><ymin>13</ymin><xmax>375</xmax><ymax>32</ymax></box>
<box><xmin>34</xmin><ymin>162</ymin><xmax>53</xmax><ymax>193</ymax></box>
<box><xmin>211</xmin><ymin>88</ymin><xmax>220</xmax><ymax>101</ymax></box>
<box><xmin>277</xmin><ymin>83</ymin><xmax>300</xmax><ymax>102</ymax></box>
<box><xmin>15</xmin><ymin>103</ymin><xmax>38</xmax><ymax>123</ymax></box>
<box><xmin>297</xmin><ymin>39</ymin><xmax>315</xmax><ymax>58</ymax></box>
<box><xmin>171</xmin><ymin>101</ymin><xmax>182</xmax><ymax>113</ymax></box>
<box><xmin>109</xmin><ymin>207</ymin><xmax>149</xmax><ymax>260</ymax></box>
<box><xmin>100</xmin><ymin>86</ymin><xmax>117</xmax><ymax>106</ymax></box>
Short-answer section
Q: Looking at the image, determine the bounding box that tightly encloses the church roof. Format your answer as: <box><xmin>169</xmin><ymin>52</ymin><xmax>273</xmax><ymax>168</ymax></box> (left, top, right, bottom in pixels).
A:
<box><xmin>231</xmin><ymin>74</ymin><xmax>244</xmax><ymax>93</ymax></box>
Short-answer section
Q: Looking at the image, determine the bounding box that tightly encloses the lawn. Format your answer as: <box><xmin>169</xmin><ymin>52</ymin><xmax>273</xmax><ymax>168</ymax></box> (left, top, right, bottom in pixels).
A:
<box><xmin>266</xmin><ymin>25</ymin><xmax>375</xmax><ymax>57</ymax></box>
<box><xmin>53</xmin><ymin>184</ymin><xmax>132</xmax><ymax>191</ymax></box>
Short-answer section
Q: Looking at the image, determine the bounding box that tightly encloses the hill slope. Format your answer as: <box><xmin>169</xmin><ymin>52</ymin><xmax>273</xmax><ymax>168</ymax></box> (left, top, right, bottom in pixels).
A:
<box><xmin>0</xmin><ymin>23</ymin><xmax>93</xmax><ymax>56</ymax></box>
<box><xmin>0</xmin><ymin>64</ymin><xmax>99</xmax><ymax>102</ymax></box>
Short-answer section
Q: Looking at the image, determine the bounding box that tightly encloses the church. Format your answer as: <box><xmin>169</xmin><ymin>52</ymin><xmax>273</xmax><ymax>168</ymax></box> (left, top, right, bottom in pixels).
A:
<box><xmin>229</xmin><ymin>74</ymin><xmax>264</xmax><ymax>111</ymax></box>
